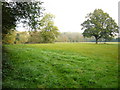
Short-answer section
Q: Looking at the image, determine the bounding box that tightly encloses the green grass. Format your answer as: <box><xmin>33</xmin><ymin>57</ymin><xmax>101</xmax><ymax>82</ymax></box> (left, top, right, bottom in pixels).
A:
<box><xmin>3</xmin><ymin>42</ymin><xmax>118</xmax><ymax>88</ymax></box>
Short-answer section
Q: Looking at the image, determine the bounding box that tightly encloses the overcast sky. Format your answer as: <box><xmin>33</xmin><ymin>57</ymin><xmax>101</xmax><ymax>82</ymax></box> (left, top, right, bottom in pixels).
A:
<box><xmin>17</xmin><ymin>0</ymin><xmax>119</xmax><ymax>33</ymax></box>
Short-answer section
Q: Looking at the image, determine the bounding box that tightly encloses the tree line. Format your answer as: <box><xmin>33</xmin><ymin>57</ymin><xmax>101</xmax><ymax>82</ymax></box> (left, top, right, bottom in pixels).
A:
<box><xmin>3</xmin><ymin>31</ymin><xmax>119</xmax><ymax>44</ymax></box>
<box><xmin>2</xmin><ymin>1</ymin><xmax>59</xmax><ymax>44</ymax></box>
<box><xmin>2</xmin><ymin>1</ymin><xmax>119</xmax><ymax>44</ymax></box>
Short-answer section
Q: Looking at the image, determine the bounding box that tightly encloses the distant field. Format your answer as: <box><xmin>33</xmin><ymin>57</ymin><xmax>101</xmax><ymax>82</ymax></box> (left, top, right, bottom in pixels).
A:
<box><xmin>55</xmin><ymin>42</ymin><xmax>119</xmax><ymax>44</ymax></box>
<box><xmin>3</xmin><ymin>43</ymin><xmax>118</xmax><ymax>88</ymax></box>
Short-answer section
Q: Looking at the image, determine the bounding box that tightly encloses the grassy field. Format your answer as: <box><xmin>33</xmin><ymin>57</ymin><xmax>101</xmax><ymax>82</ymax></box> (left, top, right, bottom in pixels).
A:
<box><xmin>3</xmin><ymin>42</ymin><xmax>118</xmax><ymax>88</ymax></box>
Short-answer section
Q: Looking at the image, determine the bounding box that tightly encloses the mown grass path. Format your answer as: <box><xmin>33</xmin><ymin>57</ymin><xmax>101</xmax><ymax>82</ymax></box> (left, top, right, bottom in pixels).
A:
<box><xmin>3</xmin><ymin>43</ymin><xmax>118</xmax><ymax>88</ymax></box>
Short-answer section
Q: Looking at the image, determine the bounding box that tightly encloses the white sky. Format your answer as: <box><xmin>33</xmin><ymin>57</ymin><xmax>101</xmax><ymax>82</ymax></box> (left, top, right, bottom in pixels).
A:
<box><xmin>17</xmin><ymin>0</ymin><xmax>119</xmax><ymax>33</ymax></box>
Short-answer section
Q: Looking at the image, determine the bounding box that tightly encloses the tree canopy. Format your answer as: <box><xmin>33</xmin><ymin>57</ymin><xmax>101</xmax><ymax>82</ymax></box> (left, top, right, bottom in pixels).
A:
<box><xmin>81</xmin><ymin>9</ymin><xmax>119</xmax><ymax>44</ymax></box>
<box><xmin>2</xmin><ymin>1</ymin><xmax>44</xmax><ymax>37</ymax></box>
<box><xmin>39</xmin><ymin>14</ymin><xmax>59</xmax><ymax>43</ymax></box>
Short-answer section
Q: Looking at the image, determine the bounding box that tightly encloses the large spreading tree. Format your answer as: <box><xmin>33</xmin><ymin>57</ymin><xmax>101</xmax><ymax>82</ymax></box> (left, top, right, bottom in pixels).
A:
<box><xmin>81</xmin><ymin>9</ymin><xmax>119</xmax><ymax>44</ymax></box>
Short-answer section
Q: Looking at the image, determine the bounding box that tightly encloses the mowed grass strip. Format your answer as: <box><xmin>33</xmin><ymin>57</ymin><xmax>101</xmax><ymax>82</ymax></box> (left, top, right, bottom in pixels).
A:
<box><xmin>3</xmin><ymin>43</ymin><xmax>118</xmax><ymax>88</ymax></box>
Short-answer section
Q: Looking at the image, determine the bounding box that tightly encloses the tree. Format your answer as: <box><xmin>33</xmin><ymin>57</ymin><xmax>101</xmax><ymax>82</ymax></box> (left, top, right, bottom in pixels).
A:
<box><xmin>2</xmin><ymin>30</ymin><xmax>16</xmax><ymax>44</ymax></box>
<box><xmin>2</xmin><ymin>2</ymin><xmax>17</xmax><ymax>35</ymax></box>
<box><xmin>2</xmin><ymin>1</ymin><xmax>44</xmax><ymax>41</ymax></box>
<box><xmin>28</xmin><ymin>31</ymin><xmax>42</xmax><ymax>43</ymax></box>
<box><xmin>81</xmin><ymin>9</ymin><xmax>119</xmax><ymax>44</ymax></box>
<box><xmin>14</xmin><ymin>32</ymin><xmax>30</xmax><ymax>44</ymax></box>
<box><xmin>40</xmin><ymin>14</ymin><xmax>60</xmax><ymax>43</ymax></box>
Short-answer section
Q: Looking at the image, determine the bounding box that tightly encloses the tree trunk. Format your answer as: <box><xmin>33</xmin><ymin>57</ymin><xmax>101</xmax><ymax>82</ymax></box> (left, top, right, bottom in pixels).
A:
<box><xmin>104</xmin><ymin>39</ymin><xmax>107</xmax><ymax>44</ymax></box>
<box><xmin>95</xmin><ymin>38</ymin><xmax>98</xmax><ymax>44</ymax></box>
